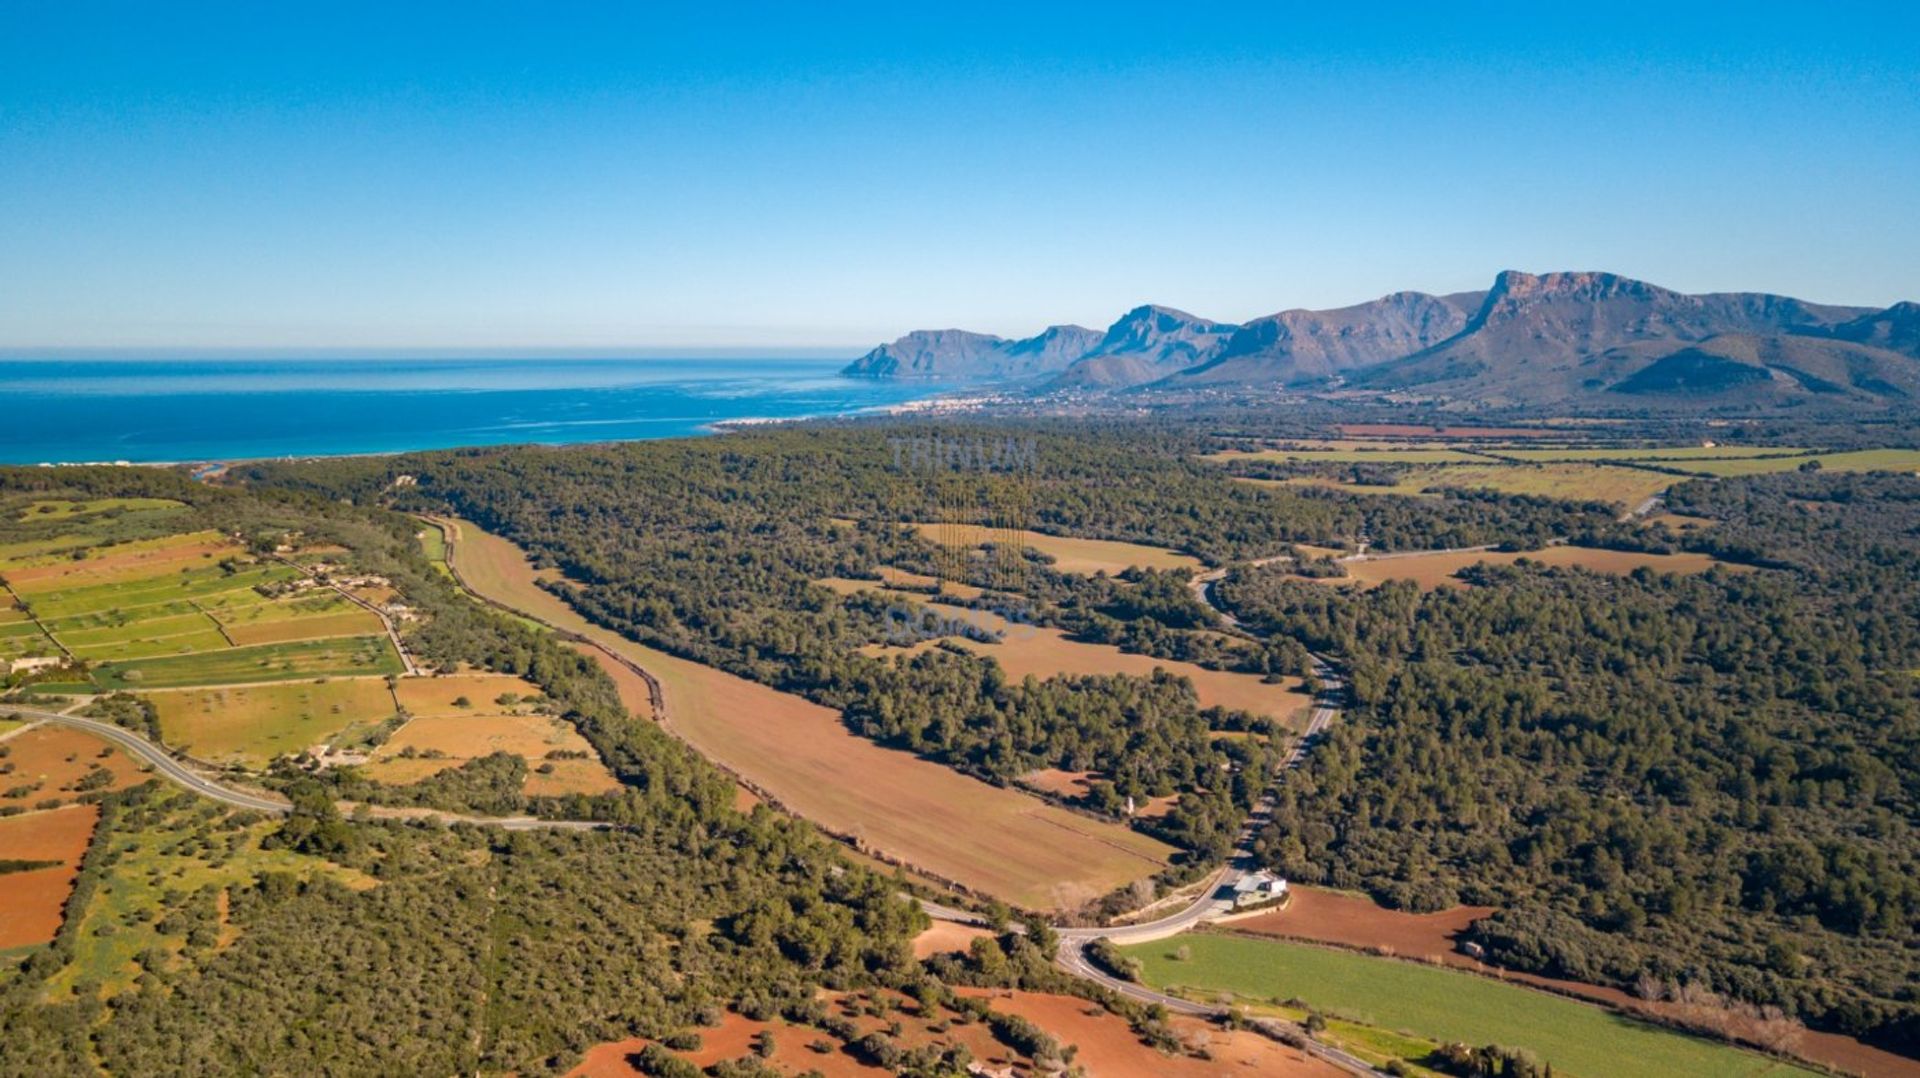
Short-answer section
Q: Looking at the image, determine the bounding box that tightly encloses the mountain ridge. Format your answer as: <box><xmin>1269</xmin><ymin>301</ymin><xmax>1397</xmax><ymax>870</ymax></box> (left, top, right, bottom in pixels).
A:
<box><xmin>844</xmin><ymin>270</ymin><xmax>1919</xmax><ymax>408</ymax></box>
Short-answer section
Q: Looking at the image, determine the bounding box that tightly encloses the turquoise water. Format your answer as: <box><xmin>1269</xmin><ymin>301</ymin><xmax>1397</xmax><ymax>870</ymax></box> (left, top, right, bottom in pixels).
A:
<box><xmin>0</xmin><ymin>358</ymin><xmax>937</xmax><ymax>464</ymax></box>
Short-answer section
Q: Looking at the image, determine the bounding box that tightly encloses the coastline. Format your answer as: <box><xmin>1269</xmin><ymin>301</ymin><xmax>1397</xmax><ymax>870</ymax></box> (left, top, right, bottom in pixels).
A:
<box><xmin>0</xmin><ymin>357</ymin><xmax>967</xmax><ymax>470</ymax></box>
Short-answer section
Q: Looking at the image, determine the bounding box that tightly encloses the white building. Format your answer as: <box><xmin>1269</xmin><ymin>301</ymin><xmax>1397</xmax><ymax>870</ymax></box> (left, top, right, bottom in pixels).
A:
<box><xmin>1232</xmin><ymin>871</ymin><xmax>1288</xmax><ymax>909</ymax></box>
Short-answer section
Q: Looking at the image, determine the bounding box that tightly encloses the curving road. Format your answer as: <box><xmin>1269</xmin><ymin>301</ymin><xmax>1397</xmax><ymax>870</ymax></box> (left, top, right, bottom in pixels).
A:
<box><xmin>0</xmin><ymin>705</ymin><xmax>608</xmax><ymax>832</ymax></box>
<box><xmin>1036</xmin><ymin>562</ymin><xmax>1373</xmax><ymax>1073</ymax></box>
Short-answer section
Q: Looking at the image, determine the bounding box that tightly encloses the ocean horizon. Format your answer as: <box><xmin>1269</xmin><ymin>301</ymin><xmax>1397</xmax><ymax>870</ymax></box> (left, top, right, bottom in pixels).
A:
<box><xmin>0</xmin><ymin>357</ymin><xmax>946</xmax><ymax>465</ymax></box>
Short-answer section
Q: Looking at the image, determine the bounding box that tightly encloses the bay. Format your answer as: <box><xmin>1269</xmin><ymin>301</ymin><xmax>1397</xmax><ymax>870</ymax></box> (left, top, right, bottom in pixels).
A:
<box><xmin>0</xmin><ymin>358</ymin><xmax>941</xmax><ymax>464</ymax></box>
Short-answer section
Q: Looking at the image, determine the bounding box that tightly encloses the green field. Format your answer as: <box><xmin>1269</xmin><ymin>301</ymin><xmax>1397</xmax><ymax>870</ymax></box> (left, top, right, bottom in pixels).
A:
<box><xmin>1251</xmin><ymin>461</ymin><xmax>1674</xmax><ymax>508</ymax></box>
<box><xmin>1484</xmin><ymin>446</ymin><xmax>1814</xmax><ymax>463</ymax></box>
<box><xmin>89</xmin><ymin>635</ymin><xmax>404</xmax><ymax>690</ymax></box>
<box><xmin>1206</xmin><ymin>447</ymin><xmax>1488</xmax><ymax>465</ymax></box>
<box><xmin>1120</xmin><ymin>934</ymin><xmax>1817</xmax><ymax>1078</ymax></box>
<box><xmin>1674</xmin><ymin>448</ymin><xmax>1920</xmax><ymax>478</ymax></box>
<box><xmin>15</xmin><ymin>497</ymin><xmax>185</xmax><ymax>523</ymax></box>
<box><xmin>0</xmin><ymin>534</ymin><xmax>95</xmax><ymax>569</ymax></box>
<box><xmin>0</xmin><ymin>620</ymin><xmax>59</xmax><ymax>660</ymax></box>
<box><xmin>205</xmin><ymin>589</ymin><xmax>356</xmax><ymax>627</ymax></box>
<box><xmin>416</xmin><ymin>524</ymin><xmax>452</xmax><ymax>577</ymax></box>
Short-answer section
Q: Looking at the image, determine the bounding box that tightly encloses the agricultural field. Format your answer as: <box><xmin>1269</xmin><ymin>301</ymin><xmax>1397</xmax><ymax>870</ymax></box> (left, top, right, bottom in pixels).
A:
<box><xmin>0</xmin><ymin>530</ymin><xmax>405</xmax><ymax>692</ymax></box>
<box><xmin>90</xmin><ymin>636</ymin><xmax>403</xmax><ymax>690</ymax></box>
<box><xmin>0</xmin><ymin>725</ymin><xmax>148</xmax><ymax>808</ymax></box>
<box><xmin>1333</xmin><ymin>545</ymin><xmax>1741</xmax><ymax>591</ymax></box>
<box><xmin>14</xmin><ymin>497</ymin><xmax>184</xmax><ymax>523</ymax></box>
<box><xmin>903</xmin><ymin>603</ymin><xmax>1312</xmax><ymax>726</ymax></box>
<box><xmin>394</xmin><ymin>673</ymin><xmax>543</xmax><ymax>716</ymax></box>
<box><xmin>148</xmin><ymin>679</ymin><xmax>402</xmax><ymax>766</ymax></box>
<box><xmin>1203</xmin><ymin>446</ymin><xmax>1489</xmax><ymax>465</ymax></box>
<box><xmin>1121</xmin><ymin>933</ymin><xmax>1820</xmax><ymax>1078</ymax></box>
<box><xmin>1670</xmin><ymin>448</ymin><xmax>1920</xmax><ymax>478</ymax></box>
<box><xmin>909</xmin><ymin>522</ymin><xmax>1201</xmax><ymax>575</ymax></box>
<box><xmin>363</xmin><ymin>707</ymin><xmax>620</xmax><ymax>797</ymax></box>
<box><xmin>0</xmin><ymin>805</ymin><xmax>100</xmax><ymax>949</ymax></box>
<box><xmin>442</xmin><ymin>516</ymin><xmax>1177</xmax><ymax>910</ymax></box>
<box><xmin>570</xmin><ymin>986</ymin><xmax>1336</xmax><ymax>1078</ymax></box>
<box><xmin>43</xmin><ymin>788</ymin><xmax>376</xmax><ymax>999</ymax></box>
<box><xmin>1483</xmin><ymin>446</ymin><xmax>1813</xmax><ymax>463</ymax></box>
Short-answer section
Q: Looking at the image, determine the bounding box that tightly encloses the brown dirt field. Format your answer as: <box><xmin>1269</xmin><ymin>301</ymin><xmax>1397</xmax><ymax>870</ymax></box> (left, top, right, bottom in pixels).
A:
<box><xmin>910</xmin><ymin>522</ymin><xmax>1201</xmax><ymax>576</ymax></box>
<box><xmin>222</xmin><ymin>608</ymin><xmax>384</xmax><ymax>647</ymax></box>
<box><xmin>368</xmin><ymin>714</ymin><xmax>618</xmax><ymax>795</ymax></box>
<box><xmin>1234</xmin><ymin>885</ymin><xmax>1492</xmax><ymax>964</ymax></box>
<box><xmin>149</xmin><ymin>679</ymin><xmax>399</xmax><ymax>765</ymax></box>
<box><xmin>523</xmin><ymin>757</ymin><xmax>624</xmax><ymax>797</ymax></box>
<box><xmin>3</xmin><ymin>536</ymin><xmax>240</xmax><ymax>592</ymax></box>
<box><xmin>394</xmin><ymin>674</ymin><xmax>544</xmax><ymax>717</ymax></box>
<box><xmin>568</xmin><ymin>1012</ymin><xmax>888</xmax><ymax>1078</ymax></box>
<box><xmin>934</xmin><ymin>607</ymin><xmax>1311</xmax><ymax>727</ymax></box>
<box><xmin>0</xmin><ymin>805</ymin><xmax>99</xmax><ymax>948</ymax></box>
<box><xmin>1337</xmin><ymin>546</ymin><xmax>1742</xmax><ymax>592</ymax></box>
<box><xmin>965</xmin><ymin>989</ymin><xmax>1343</xmax><ymax>1077</ymax></box>
<box><xmin>1234</xmin><ymin>890</ymin><xmax>1920</xmax><ymax>1078</ymax></box>
<box><xmin>1</xmin><ymin>726</ymin><xmax>148</xmax><ymax>805</ymax></box>
<box><xmin>911</xmin><ymin>920</ymin><xmax>994</xmax><ymax>958</ymax></box>
<box><xmin>441</xmin><ymin>516</ymin><xmax>1175</xmax><ymax>912</ymax></box>
<box><xmin>1018</xmin><ymin>768</ymin><xmax>1095</xmax><ymax>798</ymax></box>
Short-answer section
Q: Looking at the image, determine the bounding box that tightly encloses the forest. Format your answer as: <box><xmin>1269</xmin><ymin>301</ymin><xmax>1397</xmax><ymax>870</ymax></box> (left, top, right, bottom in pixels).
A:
<box><xmin>1223</xmin><ymin>472</ymin><xmax>1920</xmax><ymax>1052</ymax></box>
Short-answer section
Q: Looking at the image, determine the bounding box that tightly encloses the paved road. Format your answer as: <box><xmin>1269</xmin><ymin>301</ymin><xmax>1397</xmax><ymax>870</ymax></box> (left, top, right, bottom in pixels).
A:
<box><xmin>0</xmin><ymin>704</ymin><xmax>609</xmax><ymax>832</ymax></box>
<box><xmin>1034</xmin><ymin>562</ymin><xmax>1373</xmax><ymax>1073</ymax></box>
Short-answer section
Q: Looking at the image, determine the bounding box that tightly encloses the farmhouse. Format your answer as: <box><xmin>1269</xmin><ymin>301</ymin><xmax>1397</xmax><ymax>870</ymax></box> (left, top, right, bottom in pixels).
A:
<box><xmin>1232</xmin><ymin>870</ymin><xmax>1288</xmax><ymax>909</ymax></box>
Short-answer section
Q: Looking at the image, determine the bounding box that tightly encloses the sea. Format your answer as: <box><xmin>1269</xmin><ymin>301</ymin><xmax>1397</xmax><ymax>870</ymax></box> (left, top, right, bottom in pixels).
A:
<box><xmin>0</xmin><ymin>358</ymin><xmax>948</xmax><ymax>465</ymax></box>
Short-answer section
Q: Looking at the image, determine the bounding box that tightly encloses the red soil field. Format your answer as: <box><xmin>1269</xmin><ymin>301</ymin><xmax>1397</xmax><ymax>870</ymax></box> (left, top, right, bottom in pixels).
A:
<box><xmin>1</xmin><ymin>726</ymin><xmax>149</xmax><ymax>807</ymax></box>
<box><xmin>0</xmin><ymin>804</ymin><xmax>99</xmax><ymax>948</ymax></box>
<box><xmin>911</xmin><ymin>920</ymin><xmax>993</xmax><ymax>959</ymax></box>
<box><xmin>964</xmin><ymin>989</ymin><xmax>1343</xmax><ymax>1077</ymax></box>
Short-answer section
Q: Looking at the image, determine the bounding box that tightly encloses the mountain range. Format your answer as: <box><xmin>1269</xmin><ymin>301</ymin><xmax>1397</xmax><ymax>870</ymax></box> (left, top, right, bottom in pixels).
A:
<box><xmin>841</xmin><ymin>270</ymin><xmax>1920</xmax><ymax>408</ymax></box>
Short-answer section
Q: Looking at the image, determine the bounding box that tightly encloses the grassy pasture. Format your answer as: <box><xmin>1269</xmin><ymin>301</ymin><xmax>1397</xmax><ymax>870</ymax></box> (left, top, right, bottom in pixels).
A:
<box><xmin>1203</xmin><ymin>447</ymin><xmax>1487</xmax><ymax>465</ymax></box>
<box><xmin>0</xmin><ymin>620</ymin><xmax>58</xmax><ymax>661</ymax></box>
<box><xmin>440</xmin><ymin>516</ymin><xmax>1176</xmax><ymax>911</ymax></box>
<box><xmin>15</xmin><ymin>497</ymin><xmax>184</xmax><ymax>522</ymax></box>
<box><xmin>1335</xmin><ymin>546</ymin><xmax>1740</xmax><ymax>591</ymax></box>
<box><xmin>909</xmin><ymin>522</ymin><xmax>1201</xmax><ymax>575</ymax></box>
<box><xmin>1238</xmin><ymin>461</ymin><xmax>1674</xmax><ymax>508</ymax></box>
<box><xmin>90</xmin><ymin>635</ymin><xmax>404</xmax><ymax>690</ymax></box>
<box><xmin>1673</xmin><ymin>448</ymin><xmax>1920</xmax><ymax>477</ymax></box>
<box><xmin>1122</xmin><ymin>933</ymin><xmax>1819</xmax><ymax>1078</ymax></box>
<box><xmin>394</xmin><ymin>673</ymin><xmax>543</xmax><ymax>717</ymax></box>
<box><xmin>223</xmin><ymin>609</ymin><xmax>383</xmax><ymax>647</ymax></box>
<box><xmin>1484</xmin><ymin>446</ymin><xmax>1812</xmax><ymax>463</ymax></box>
<box><xmin>0</xmin><ymin>534</ymin><xmax>96</xmax><ymax>569</ymax></box>
<box><xmin>0</xmin><ymin>806</ymin><xmax>99</xmax><ymax>949</ymax></box>
<box><xmin>148</xmin><ymin>679</ymin><xmax>401</xmax><ymax>765</ymax></box>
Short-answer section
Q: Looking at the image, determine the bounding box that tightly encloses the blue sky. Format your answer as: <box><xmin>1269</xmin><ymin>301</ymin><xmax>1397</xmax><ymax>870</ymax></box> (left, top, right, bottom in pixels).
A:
<box><xmin>3</xmin><ymin>2</ymin><xmax>1917</xmax><ymax>355</ymax></box>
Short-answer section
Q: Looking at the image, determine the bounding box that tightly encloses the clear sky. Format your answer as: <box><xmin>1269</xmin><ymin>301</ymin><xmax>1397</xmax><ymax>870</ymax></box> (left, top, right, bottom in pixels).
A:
<box><xmin>3</xmin><ymin>2</ymin><xmax>1917</xmax><ymax>355</ymax></box>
